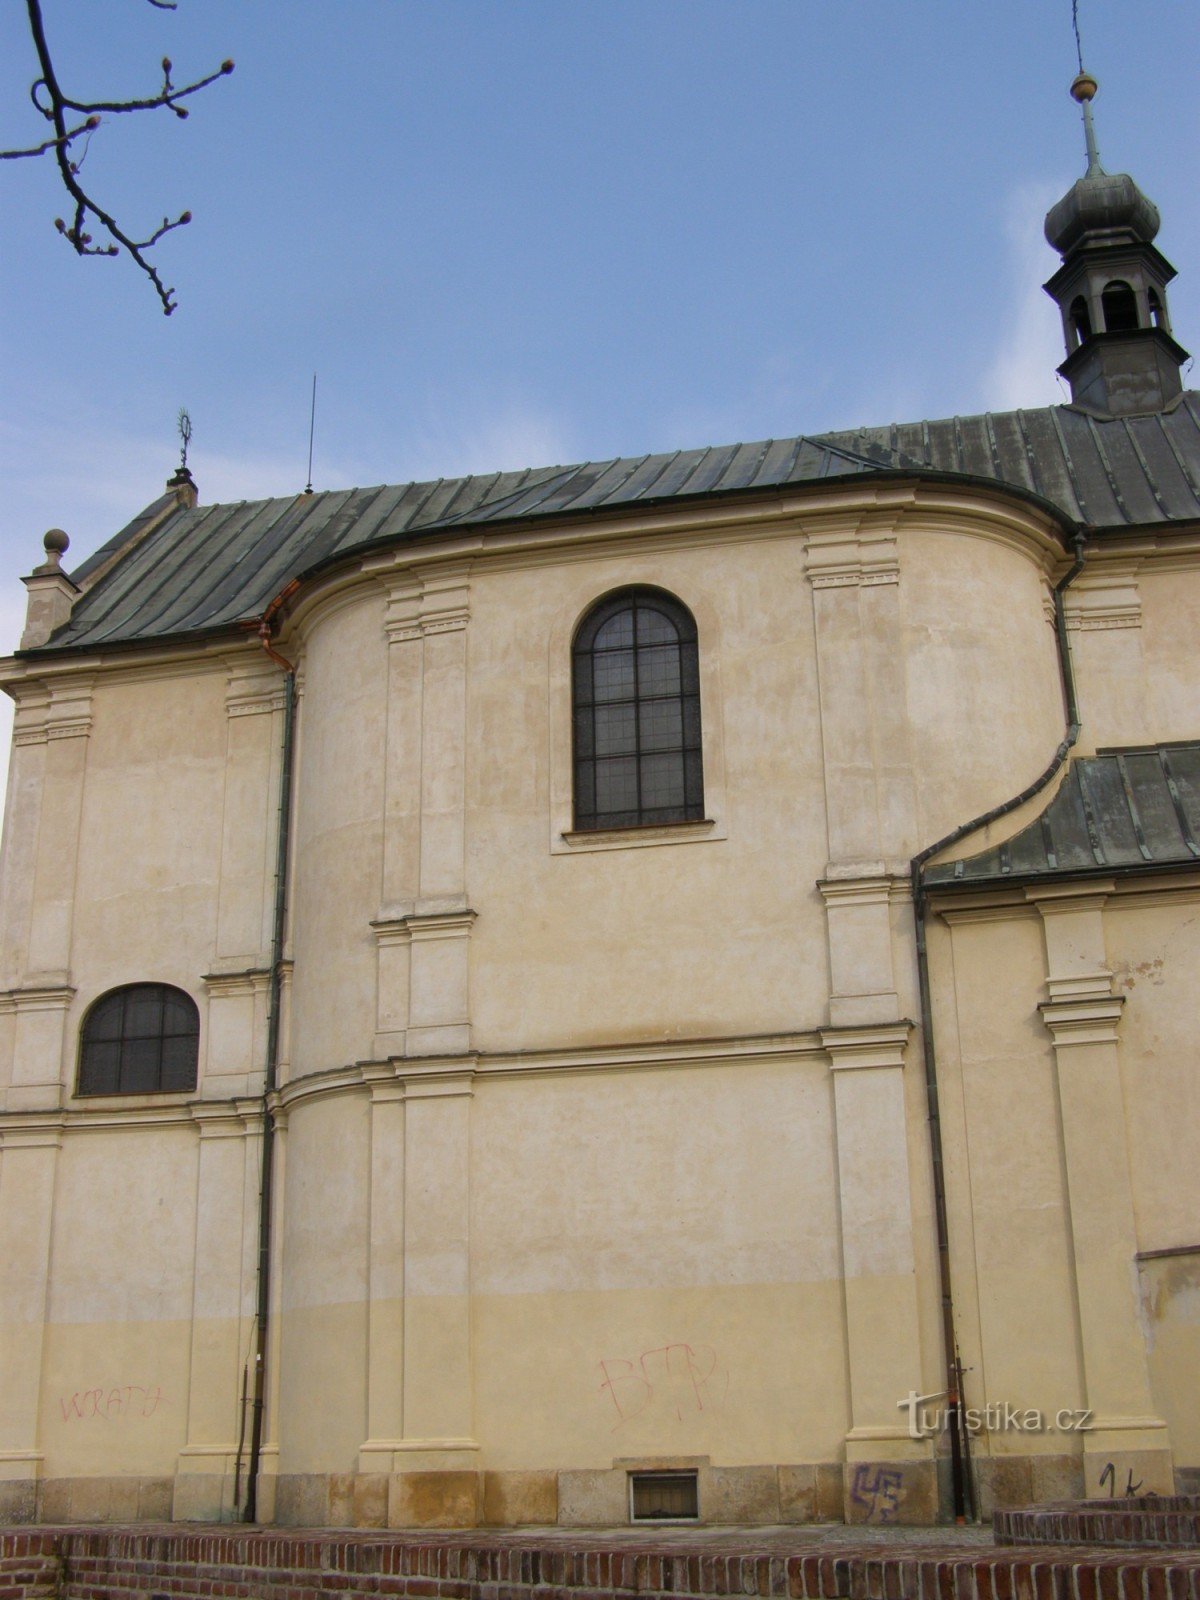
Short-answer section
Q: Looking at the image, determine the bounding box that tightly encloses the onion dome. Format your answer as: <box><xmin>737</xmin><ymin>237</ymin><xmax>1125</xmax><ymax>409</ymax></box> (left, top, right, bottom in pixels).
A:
<box><xmin>1045</xmin><ymin>171</ymin><xmax>1160</xmax><ymax>254</ymax></box>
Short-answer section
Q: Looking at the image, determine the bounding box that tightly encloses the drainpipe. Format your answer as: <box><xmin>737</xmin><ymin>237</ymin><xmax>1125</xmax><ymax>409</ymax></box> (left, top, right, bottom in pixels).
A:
<box><xmin>909</xmin><ymin>530</ymin><xmax>1085</xmax><ymax>1522</ymax></box>
<box><xmin>244</xmin><ymin>585</ymin><xmax>299</xmax><ymax>1523</ymax></box>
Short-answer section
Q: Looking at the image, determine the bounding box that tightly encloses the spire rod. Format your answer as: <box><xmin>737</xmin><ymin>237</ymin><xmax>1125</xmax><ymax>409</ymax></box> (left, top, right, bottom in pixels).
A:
<box><xmin>1071</xmin><ymin>71</ymin><xmax>1103</xmax><ymax>177</ymax></box>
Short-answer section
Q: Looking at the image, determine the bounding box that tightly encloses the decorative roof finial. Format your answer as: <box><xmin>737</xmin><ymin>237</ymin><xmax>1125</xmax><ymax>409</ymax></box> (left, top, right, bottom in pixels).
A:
<box><xmin>1071</xmin><ymin>71</ymin><xmax>1103</xmax><ymax>178</ymax></box>
<box><xmin>167</xmin><ymin>407</ymin><xmax>198</xmax><ymax>503</ymax></box>
<box><xmin>33</xmin><ymin>528</ymin><xmax>70</xmax><ymax>575</ymax></box>
<box><xmin>1069</xmin><ymin>1</ymin><xmax>1103</xmax><ymax>176</ymax></box>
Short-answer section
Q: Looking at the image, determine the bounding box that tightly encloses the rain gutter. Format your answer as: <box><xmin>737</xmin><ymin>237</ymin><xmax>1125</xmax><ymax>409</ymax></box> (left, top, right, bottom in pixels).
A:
<box><xmin>909</xmin><ymin>529</ymin><xmax>1086</xmax><ymax>1522</ymax></box>
<box><xmin>242</xmin><ymin>580</ymin><xmax>299</xmax><ymax>1523</ymax></box>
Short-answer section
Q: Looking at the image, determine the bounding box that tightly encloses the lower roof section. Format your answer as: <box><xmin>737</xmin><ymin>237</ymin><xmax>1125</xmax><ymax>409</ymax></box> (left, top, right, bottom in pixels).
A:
<box><xmin>926</xmin><ymin>743</ymin><xmax>1200</xmax><ymax>889</ymax></box>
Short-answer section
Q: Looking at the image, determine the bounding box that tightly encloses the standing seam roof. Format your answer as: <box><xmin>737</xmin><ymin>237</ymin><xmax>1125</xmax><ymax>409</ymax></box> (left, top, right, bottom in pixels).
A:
<box><xmin>36</xmin><ymin>396</ymin><xmax>1200</xmax><ymax>653</ymax></box>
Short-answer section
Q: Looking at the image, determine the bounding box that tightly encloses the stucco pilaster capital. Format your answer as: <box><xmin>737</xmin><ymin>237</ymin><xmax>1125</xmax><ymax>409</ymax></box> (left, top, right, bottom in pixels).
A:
<box><xmin>0</xmin><ymin>980</ymin><xmax>76</xmax><ymax>1014</ymax></box>
<box><xmin>201</xmin><ymin>966</ymin><xmax>271</xmax><ymax>999</ymax></box>
<box><xmin>821</xmin><ymin>1020</ymin><xmax>912</xmax><ymax>1071</ymax></box>
<box><xmin>1039</xmin><ymin>993</ymin><xmax>1125</xmax><ymax>1046</ymax></box>
<box><xmin>0</xmin><ymin>1116</ymin><xmax>65</xmax><ymax>1150</ymax></box>
<box><xmin>804</xmin><ymin>518</ymin><xmax>900</xmax><ymax>591</ymax></box>
<box><xmin>10</xmin><ymin>674</ymin><xmax>95</xmax><ymax>743</ymax></box>
<box><xmin>223</xmin><ymin>655</ymin><xmax>288</xmax><ymax>717</ymax></box>
<box><xmin>1063</xmin><ymin>560</ymin><xmax>1143</xmax><ymax>632</ymax></box>
<box><xmin>399</xmin><ymin>1060</ymin><xmax>477</xmax><ymax>1099</ymax></box>
<box><xmin>189</xmin><ymin>1098</ymin><xmax>261</xmax><ymax>1138</ymax></box>
<box><xmin>1025</xmin><ymin>882</ymin><xmax>1116</xmax><ymax>916</ymax></box>
<box><xmin>817</xmin><ymin>870</ymin><xmax>892</xmax><ymax>907</ymax></box>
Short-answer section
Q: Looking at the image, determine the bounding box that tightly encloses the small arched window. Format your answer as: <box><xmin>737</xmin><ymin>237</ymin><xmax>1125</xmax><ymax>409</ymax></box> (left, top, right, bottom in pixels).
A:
<box><xmin>78</xmin><ymin>984</ymin><xmax>199</xmax><ymax>1096</ymax></box>
<box><xmin>1069</xmin><ymin>296</ymin><xmax>1092</xmax><ymax>346</ymax></box>
<box><xmin>1148</xmin><ymin>287</ymin><xmax>1167</xmax><ymax>330</ymax></box>
<box><xmin>572</xmin><ymin>588</ymin><xmax>704</xmax><ymax>831</ymax></box>
<box><xmin>1101</xmin><ymin>280</ymin><xmax>1139</xmax><ymax>333</ymax></box>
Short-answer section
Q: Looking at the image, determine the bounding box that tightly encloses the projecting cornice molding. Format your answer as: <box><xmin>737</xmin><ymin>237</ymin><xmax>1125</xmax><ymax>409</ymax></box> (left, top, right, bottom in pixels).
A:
<box><xmin>0</xmin><ymin>980</ymin><xmax>76</xmax><ymax>1014</ymax></box>
<box><xmin>1039</xmin><ymin>993</ymin><xmax>1125</xmax><ymax>1047</ymax></box>
<box><xmin>9</xmin><ymin>676</ymin><xmax>95</xmax><ymax>745</ymax></box>
<box><xmin>820</xmin><ymin>1021</ymin><xmax>913</xmax><ymax>1072</ymax></box>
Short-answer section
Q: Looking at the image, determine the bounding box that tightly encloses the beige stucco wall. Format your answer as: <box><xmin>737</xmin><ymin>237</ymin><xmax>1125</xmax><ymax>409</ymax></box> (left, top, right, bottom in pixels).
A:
<box><xmin>0</xmin><ymin>480</ymin><xmax>1195</xmax><ymax>1525</ymax></box>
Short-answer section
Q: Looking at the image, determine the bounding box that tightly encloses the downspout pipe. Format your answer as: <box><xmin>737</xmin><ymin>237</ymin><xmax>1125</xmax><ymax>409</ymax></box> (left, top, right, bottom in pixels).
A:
<box><xmin>244</xmin><ymin>592</ymin><xmax>299</xmax><ymax>1523</ymax></box>
<box><xmin>909</xmin><ymin>530</ymin><xmax>1086</xmax><ymax>1522</ymax></box>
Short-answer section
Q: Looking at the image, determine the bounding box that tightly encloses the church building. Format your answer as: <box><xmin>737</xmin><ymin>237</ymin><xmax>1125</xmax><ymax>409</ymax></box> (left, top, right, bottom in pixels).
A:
<box><xmin>0</xmin><ymin>74</ymin><xmax>1196</xmax><ymax>1530</ymax></box>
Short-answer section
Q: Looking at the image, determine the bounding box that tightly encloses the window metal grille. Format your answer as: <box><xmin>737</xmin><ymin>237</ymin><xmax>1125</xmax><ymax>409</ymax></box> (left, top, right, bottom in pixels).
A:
<box><xmin>77</xmin><ymin>983</ymin><xmax>199</xmax><ymax>1096</ymax></box>
<box><xmin>572</xmin><ymin>589</ymin><xmax>704</xmax><ymax>830</ymax></box>
<box><xmin>629</xmin><ymin>1470</ymin><xmax>699</xmax><ymax>1521</ymax></box>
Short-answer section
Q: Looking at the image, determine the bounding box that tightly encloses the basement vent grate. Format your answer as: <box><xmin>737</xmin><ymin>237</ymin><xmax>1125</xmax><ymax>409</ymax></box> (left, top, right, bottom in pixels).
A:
<box><xmin>628</xmin><ymin>1469</ymin><xmax>699</xmax><ymax>1521</ymax></box>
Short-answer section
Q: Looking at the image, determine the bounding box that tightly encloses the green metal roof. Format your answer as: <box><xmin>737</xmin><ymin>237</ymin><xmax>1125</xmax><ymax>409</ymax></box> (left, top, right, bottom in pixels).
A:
<box><xmin>36</xmin><ymin>395</ymin><xmax>1200</xmax><ymax>654</ymax></box>
<box><xmin>926</xmin><ymin>744</ymin><xmax>1200</xmax><ymax>888</ymax></box>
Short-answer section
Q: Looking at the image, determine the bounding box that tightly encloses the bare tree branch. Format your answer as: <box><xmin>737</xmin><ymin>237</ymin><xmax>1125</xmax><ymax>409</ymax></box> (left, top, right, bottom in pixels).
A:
<box><xmin>0</xmin><ymin>0</ymin><xmax>233</xmax><ymax>313</ymax></box>
<box><xmin>0</xmin><ymin>112</ymin><xmax>97</xmax><ymax>160</ymax></box>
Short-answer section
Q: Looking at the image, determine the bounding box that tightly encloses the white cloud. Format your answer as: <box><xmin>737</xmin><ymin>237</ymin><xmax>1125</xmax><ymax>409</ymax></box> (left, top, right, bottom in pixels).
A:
<box><xmin>982</xmin><ymin>182</ymin><xmax>1070</xmax><ymax>413</ymax></box>
<box><xmin>387</xmin><ymin>399</ymin><xmax>577</xmax><ymax>486</ymax></box>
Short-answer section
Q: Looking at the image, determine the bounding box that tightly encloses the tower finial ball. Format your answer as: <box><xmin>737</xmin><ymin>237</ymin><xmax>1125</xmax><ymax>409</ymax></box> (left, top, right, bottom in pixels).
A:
<box><xmin>1071</xmin><ymin>71</ymin><xmax>1098</xmax><ymax>103</ymax></box>
<box><xmin>43</xmin><ymin>528</ymin><xmax>69</xmax><ymax>557</ymax></box>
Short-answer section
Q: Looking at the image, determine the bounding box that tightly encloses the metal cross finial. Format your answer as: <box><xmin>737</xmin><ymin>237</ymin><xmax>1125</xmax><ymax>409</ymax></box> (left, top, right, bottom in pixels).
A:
<box><xmin>177</xmin><ymin>407</ymin><xmax>192</xmax><ymax>471</ymax></box>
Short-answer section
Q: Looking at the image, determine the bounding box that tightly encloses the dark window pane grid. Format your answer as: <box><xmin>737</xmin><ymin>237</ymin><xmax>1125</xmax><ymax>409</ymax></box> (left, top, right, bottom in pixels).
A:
<box><xmin>573</xmin><ymin>591</ymin><xmax>703</xmax><ymax>830</ymax></box>
<box><xmin>78</xmin><ymin>984</ymin><xmax>199</xmax><ymax>1096</ymax></box>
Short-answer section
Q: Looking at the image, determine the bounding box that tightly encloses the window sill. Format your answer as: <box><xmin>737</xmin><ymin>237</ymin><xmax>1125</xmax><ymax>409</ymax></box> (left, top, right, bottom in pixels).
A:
<box><xmin>556</xmin><ymin>818</ymin><xmax>722</xmax><ymax>854</ymax></box>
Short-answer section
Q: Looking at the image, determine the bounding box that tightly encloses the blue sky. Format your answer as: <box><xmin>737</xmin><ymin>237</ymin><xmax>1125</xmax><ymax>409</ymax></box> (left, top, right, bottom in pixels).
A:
<box><xmin>1</xmin><ymin>1</ymin><xmax>1199</xmax><ymax>782</ymax></box>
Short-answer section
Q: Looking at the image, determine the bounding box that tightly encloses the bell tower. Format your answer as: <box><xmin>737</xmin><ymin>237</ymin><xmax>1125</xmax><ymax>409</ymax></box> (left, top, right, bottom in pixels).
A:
<box><xmin>1043</xmin><ymin>73</ymin><xmax>1189</xmax><ymax>416</ymax></box>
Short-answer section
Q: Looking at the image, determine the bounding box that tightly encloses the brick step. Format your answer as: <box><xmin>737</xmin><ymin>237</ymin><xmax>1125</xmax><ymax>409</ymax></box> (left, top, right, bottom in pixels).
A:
<box><xmin>2</xmin><ymin>1528</ymin><xmax>1199</xmax><ymax>1600</ymax></box>
<box><xmin>996</xmin><ymin>1498</ymin><xmax>1200</xmax><ymax>1550</ymax></box>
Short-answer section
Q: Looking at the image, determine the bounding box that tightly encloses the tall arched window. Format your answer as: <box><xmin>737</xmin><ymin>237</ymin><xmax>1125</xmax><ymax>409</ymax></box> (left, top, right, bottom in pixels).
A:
<box><xmin>78</xmin><ymin>984</ymin><xmax>199</xmax><ymax>1096</ymax></box>
<box><xmin>572</xmin><ymin>588</ymin><xmax>704</xmax><ymax>831</ymax></box>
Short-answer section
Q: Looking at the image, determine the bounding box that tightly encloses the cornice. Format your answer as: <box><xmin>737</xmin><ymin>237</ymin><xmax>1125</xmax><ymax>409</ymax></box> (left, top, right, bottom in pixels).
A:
<box><xmin>820</xmin><ymin>1020</ymin><xmax>913</xmax><ymax>1071</ymax></box>
<box><xmin>1039</xmin><ymin>993</ymin><xmax>1125</xmax><ymax>1046</ymax></box>
<box><xmin>0</xmin><ymin>1096</ymin><xmax>263</xmax><ymax>1139</ymax></box>
<box><xmin>276</xmin><ymin>1028</ymin><xmax>827</xmax><ymax>1112</ymax></box>
<box><xmin>201</xmin><ymin>967</ymin><xmax>271</xmax><ymax>998</ymax></box>
<box><xmin>0</xmin><ymin>981</ymin><xmax>76</xmax><ymax>1013</ymax></box>
<box><xmin>183</xmin><ymin>479</ymin><xmax>1075</xmax><ymax>661</ymax></box>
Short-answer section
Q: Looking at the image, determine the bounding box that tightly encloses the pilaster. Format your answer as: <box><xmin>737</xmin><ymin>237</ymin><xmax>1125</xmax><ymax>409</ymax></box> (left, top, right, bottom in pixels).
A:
<box><xmin>1061</xmin><ymin>562</ymin><xmax>1148</xmax><ymax>745</ymax></box>
<box><xmin>1030</xmin><ymin>884</ymin><xmax>1173</xmax><ymax>1494</ymax></box>
<box><xmin>376</xmin><ymin>568</ymin><xmax>477</xmax><ymax>1059</ymax></box>
<box><xmin>0</xmin><ymin>1121</ymin><xmax>62</xmax><ymax>1503</ymax></box>
<box><xmin>214</xmin><ymin>657</ymin><xmax>288</xmax><ymax>969</ymax></box>
<box><xmin>416</xmin><ymin>565</ymin><xmax>470</xmax><ymax>903</ymax></box>
<box><xmin>822</xmin><ymin>1022</ymin><xmax>933</xmax><ymax>1520</ymax></box>
<box><xmin>805</xmin><ymin>511</ymin><xmax>915</xmax><ymax>867</ymax></box>
<box><xmin>174</xmin><ymin>1101</ymin><xmax>261</xmax><ymax>1522</ymax></box>
<box><xmin>817</xmin><ymin>873</ymin><xmax>901</xmax><ymax>1027</ymax></box>
<box><xmin>21</xmin><ymin>678</ymin><xmax>92</xmax><ymax>1020</ymax></box>
<box><xmin>201</xmin><ymin>971</ymin><xmax>270</xmax><ymax>1098</ymax></box>
<box><xmin>398</xmin><ymin>1068</ymin><xmax>477</xmax><ymax>1483</ymax></box>
<box><xmin>0</xmin><ymin>983</ymin><xmax>76</xmax><ymax>1110</ymax></box>
<box><xmin>358</xmin><ymin>1076</ymin><xmax>406</xmax><ymax>1475</ymax></box>
<box><xmin>0</xmin><ymin>674</ymin><xmax>93</xmax><ymax>1105</ymax></box>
